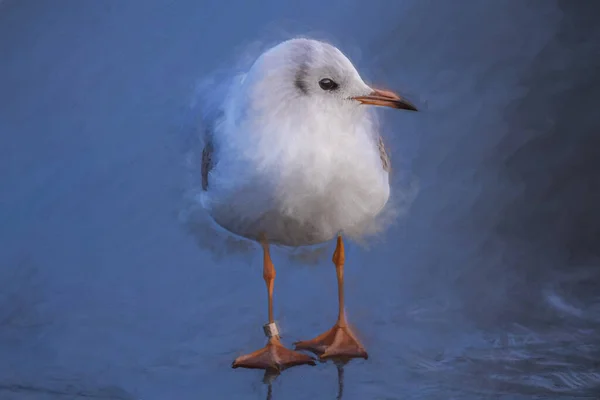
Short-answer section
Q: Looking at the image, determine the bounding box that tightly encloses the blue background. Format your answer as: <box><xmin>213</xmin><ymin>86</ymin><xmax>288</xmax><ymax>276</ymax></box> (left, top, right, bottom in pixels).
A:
<box><xmin>1</xmin><ymin>1</ymin><xmax>599</xmax><ymax>399</ymax></box>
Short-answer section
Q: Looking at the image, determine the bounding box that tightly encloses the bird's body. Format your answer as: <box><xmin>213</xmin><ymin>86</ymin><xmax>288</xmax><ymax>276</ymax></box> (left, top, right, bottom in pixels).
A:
<box><xmin>197</xmin><ymin>37</ymin><xmax>417</xmax><ymax>372</ymax></box>
<box><xmin>201</xmin><ymin>39</ymin><xmax>393</xmax><ymax>246</ymax></box>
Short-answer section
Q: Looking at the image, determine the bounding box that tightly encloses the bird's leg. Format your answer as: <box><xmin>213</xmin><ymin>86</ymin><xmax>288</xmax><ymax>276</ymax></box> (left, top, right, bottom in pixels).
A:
<box><xmin>294</xmin><ymin>235</ymin><xmax>368</xmax><ymax>360</ymax></box>
<box><xmin>232</xmin><ymin>237</ymin><xmax>315</xmax><ymax>371</ymax></box>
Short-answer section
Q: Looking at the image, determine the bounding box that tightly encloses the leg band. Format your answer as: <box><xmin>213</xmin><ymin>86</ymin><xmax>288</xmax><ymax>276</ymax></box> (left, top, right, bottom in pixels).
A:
<box><xmin>263</xmin><ymin>322</ymin><xmax>280</xmax><ymax>338</ymax></box>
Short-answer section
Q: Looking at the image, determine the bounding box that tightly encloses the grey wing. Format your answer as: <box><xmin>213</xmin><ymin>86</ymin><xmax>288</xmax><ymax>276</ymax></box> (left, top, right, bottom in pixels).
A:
<box><xmin>200</xmin><ymin>106</ymin><xmax>225</xmax><ymax>191</ymax></box>
<box><xmin>196</xmin><ymin>71</ymin><xmax>242</xmax><ymax>190</ymax></box>
<box><xmin>201</xmin><ymin>132</ymin><xmax>213</xmax><ymax>191</ymax></box>
<box><xmin>378</xmin><ymin>135</ymin><xmax>391</xmax><ymax>172</ymax></box>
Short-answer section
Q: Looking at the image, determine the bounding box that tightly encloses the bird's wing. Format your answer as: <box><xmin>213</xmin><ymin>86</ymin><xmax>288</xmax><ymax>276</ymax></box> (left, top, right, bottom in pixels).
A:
<box><xmin>201</xmin><ymin>129</ymin><xmax>214</xmax><ymax>191</ymax></box>
<box><xmin>195</xmin><ymin>71</ymin><xmax>240</xmax><ymax>191</ymax></box>
<box><xmin>378</xmin><ymin>135</ymin><xmax>391</xmax><ymax>172</ymax></box>
<box><xmin>200</xmin><ymin>105</ymin><xmax>226</xmax><ymax>191</ymax></box>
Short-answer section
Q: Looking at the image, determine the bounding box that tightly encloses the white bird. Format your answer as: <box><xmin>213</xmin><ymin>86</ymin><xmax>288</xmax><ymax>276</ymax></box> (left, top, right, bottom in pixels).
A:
<box><xmin>200</xmin><ymin>37</ymin><xmax>417</xmax><ymax>372</ymax></box>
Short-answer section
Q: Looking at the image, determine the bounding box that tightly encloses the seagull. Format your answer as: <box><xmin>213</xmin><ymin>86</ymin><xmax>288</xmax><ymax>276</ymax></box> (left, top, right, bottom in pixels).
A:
<box><xmin>199</xmin><ymin>37</ymin><xmax>417</xmax><ymax>372</ymax></box>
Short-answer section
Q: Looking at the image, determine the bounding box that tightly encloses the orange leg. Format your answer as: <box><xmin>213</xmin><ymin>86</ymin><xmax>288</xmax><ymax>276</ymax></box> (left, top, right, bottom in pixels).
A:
<box><xmin>232</xmin><ymin>238</ymin><xmax>315</xmax><ymax>371</ymax></box>
<box><xmin>294</xmin><ymin>235</ymin><xmax>368</xmax><ymax>360</ymax></box>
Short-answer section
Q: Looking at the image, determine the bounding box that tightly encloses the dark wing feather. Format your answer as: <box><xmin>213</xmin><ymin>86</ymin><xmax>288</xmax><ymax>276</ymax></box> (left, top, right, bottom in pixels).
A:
<box><xmin>201</xmin><ymin>133</ymin><xmax>213</xmax><ymax>191</ymax></box>
<box><xmin>196</xmin><ymin>72</ymin><xmax>247</xmax><ymax>191</ymax></box>
<box><xmin>194</xmin><ymin>71</ymin><xmax>233</xmax><ymax>192</ymax></box>
<box><xmin>378</xmin><ymin>135</ymin><xmax>391</xmax><ymax>172</ymax></box>
<box><xmin>200</xmin><ymin>106</ymin><xmax>224</xmax><ymax>191</ymax></box>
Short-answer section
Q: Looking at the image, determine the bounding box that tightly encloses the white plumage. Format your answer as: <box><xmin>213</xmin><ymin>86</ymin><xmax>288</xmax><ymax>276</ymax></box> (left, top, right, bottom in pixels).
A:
<box><xmin>200</xmin><ymin>38</ymin><xmax>414</xmax><ymax>247</ymax></box>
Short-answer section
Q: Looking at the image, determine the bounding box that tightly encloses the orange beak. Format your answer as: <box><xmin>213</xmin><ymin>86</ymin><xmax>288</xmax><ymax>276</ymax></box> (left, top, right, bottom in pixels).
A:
<box><xmin>352</xmin><ymin>88</ymin><xmax>417</xmax><ymax>111</ymax></box>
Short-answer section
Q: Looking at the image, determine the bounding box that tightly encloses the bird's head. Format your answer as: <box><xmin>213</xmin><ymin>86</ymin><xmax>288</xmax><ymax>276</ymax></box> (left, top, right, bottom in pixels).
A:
<box><xmin>241</xmin><ymin>38</ymin><xmax>417</xmax><ymax>118</ymax></box>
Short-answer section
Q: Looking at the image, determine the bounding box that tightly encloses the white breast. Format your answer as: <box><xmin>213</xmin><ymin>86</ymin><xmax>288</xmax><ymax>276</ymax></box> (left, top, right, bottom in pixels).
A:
<box><xmin>203</xmin><ymin>99</ymin><xmax>390</xmax><ymax>247</ymax></box>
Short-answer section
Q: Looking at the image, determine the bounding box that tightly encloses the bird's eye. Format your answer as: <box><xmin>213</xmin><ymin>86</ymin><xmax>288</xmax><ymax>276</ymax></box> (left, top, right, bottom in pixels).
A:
<box><xmin>318</xmin><ymin>78</ymin><xmax>339</xmax><ymax>91</ymax></box>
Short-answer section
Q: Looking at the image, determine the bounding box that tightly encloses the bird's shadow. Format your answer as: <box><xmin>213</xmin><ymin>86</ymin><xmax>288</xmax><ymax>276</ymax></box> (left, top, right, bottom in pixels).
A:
<box><xmin>262</xmin><ymin>358</ymin><xmax>349</xmax><ymax>400</ymax></box>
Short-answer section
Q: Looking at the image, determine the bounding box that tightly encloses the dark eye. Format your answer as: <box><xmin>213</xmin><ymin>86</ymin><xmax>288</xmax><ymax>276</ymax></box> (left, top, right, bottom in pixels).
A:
<box><xmin>318</xmin><ymin>78</ymin><xmax>339</xmax><ymax>91</ymax></box>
